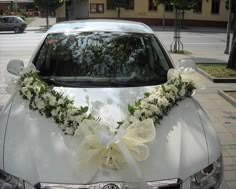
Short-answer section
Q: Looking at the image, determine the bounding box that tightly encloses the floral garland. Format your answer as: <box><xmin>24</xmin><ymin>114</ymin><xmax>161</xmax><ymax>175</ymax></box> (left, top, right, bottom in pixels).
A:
<box><xmin>18</xmin><ymin>67</ymin><xmax>195</xmax><ymax>174</ymax></box>
<box><xmin>19</xmin><ymin>69</ymin><xmax>195</xmax><ymax>135</ymax></box>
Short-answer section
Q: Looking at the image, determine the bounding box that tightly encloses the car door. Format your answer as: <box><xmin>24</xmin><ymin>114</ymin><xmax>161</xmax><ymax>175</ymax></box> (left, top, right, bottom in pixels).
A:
<box><xmin>0</xmin><ymin>18</ymin><xmax>6</xmax><ymax>31</ymax></box>
<box><xmin>5</xmin><ymin>17</ymin><xmax>15</xmax><ymax>31</ymax></box>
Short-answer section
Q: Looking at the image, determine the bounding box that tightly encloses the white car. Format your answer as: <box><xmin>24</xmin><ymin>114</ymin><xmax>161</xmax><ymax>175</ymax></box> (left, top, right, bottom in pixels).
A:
<box><xmin>0</xmin><ymin>20</ymin><xmax>223</xmax><ymax>189</ymax></box>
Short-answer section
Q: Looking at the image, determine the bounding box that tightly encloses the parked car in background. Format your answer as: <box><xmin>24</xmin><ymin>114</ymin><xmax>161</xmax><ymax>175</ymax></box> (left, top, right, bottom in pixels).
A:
<box><xmin>0</xmin><ymin>16</ymin><xmax>27</xmax><ymax>33</ymax></box>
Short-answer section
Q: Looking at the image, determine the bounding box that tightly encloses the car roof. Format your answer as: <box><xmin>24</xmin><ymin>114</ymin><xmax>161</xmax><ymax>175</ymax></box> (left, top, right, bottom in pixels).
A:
<box><xmin>48</xmin><ymin>19</ymin><xmax>154</xmax><ymax>34</ymax></box>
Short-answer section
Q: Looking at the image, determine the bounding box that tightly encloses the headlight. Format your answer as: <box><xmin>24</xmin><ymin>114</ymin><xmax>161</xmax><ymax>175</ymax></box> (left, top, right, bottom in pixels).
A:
<box><xmin>190</xmin><ymin>155</ymin><xmax>223</xmax><ymax>189</ymax></box>
<box><xmin>0</xmin><ymin>169</ymin><xmax>24</xmax><ymax>189</ymax></box>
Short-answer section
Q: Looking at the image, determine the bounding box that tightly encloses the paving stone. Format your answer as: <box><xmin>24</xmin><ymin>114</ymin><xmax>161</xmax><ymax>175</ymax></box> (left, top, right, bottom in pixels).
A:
<box><xmin>227</xmin><ymin>149</ymin><xmax>236</xmax><ymax>157</ymax></box>
<box><xmin>223</xmin><ymin>157</ymin><xmax>236</xmax><ymax>166</ymax></box>
<box><xmin>222</xmin><ymin>149</ymin><xmax>232</xmax><ymax>157</ymax></box>
<box><xmin>223</xmin><ymin>145</ymin><xmax>232</xmax><ymax>149</ymax></box>
<box><xmin>225</xmin><ymin>165</ymin><xmax>234</xmax><ymax>171</ymax></box>
<box><xmin>224</xmin><ymin>170</ymin><xmax>236</xmax><ymax>181</ymax></box>
<box><xmin>218</xmin><ymin>133</ymin><xmax>236</xmax><ymax>145</ymax></box>
<box><xmin>226</xmin><ymin>181</ymin><xmax>236</xmax><ymax>189</ymax></box>
<box><xmin>224</xmin><ymin>183</ymin><xmax>230</xmax><ymax>189</ymax></box>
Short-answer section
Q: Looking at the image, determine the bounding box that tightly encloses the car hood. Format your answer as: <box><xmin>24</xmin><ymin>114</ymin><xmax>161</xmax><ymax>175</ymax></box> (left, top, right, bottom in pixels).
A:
<box><xmin>4</xmin><ymin>86</ymin><xmax>210</xmax><ymax>185</ymax></box>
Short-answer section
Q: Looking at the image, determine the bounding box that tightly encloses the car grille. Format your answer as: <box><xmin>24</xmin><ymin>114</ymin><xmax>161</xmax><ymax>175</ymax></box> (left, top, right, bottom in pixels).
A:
<box><xmin>35</xmin><ymin>179</ymin><xmax>182</xmax><ymax>189</ymax></box>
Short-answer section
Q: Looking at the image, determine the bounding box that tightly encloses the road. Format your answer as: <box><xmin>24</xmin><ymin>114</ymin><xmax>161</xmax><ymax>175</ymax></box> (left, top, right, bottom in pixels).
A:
<box><xmin>0</xmin><ymin>30</ymin><xmax>230</xmax><ymax>106</ymax></box>
<box><xmin>0</xmin><ymin>31</ymin><xmax>43</xmax><ymax>106</ymax></box>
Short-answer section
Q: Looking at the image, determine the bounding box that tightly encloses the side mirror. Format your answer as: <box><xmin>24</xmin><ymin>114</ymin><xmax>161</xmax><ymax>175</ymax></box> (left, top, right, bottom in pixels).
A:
<box><xmin>177</xmin><ymin>59</ymin><xmax>197</xmax><ymax>70</ymax></box>
<box><xmin>7</xmin><ymin>59</ymin><xmax>24</xmax><ymax>76</ymax></box>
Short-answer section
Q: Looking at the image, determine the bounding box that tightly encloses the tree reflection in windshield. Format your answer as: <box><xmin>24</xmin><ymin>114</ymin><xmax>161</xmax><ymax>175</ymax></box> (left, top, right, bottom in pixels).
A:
<box><xmin>33</xmin><ymin>31</ymin><xmax>171</xmax><ymax>86</ymax></box>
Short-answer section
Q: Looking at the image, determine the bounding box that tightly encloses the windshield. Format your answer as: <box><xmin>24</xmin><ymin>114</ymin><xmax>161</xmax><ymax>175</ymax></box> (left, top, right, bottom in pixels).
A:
<box><xmin>33</xmin><ymin>32</ymin><xmax>172</xmax><ymax>87</ymax></box>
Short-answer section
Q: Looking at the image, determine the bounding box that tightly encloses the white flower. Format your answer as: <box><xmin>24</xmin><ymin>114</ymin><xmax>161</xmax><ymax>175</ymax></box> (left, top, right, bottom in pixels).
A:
<box><xmin>128</xmin><ymin>115</ymin><xmax>139</xmax><ymax>123</ymax></box>
<box><xmin>21</xmin><ymin>87</ymin><xmax>28</xmax><ymax>95</ymax></box>
<box><xmin>35</xmin><ymin>96</ymin><xmax>46</xmax><ymax>110</ymax></box>
<box><xmin>51</xmin><ymin>109</ymin><xmax>58</xmax><ymax>117</ymax></box>
<box><xmin>26</xmin><ymin>91</ymin><xmax>33</xmax><ymax>100</ymax></box>
<box><xmin>23</xmin><ymin>77</ymin><xmax>34</xmax><ymax>85</ymax></box>
<box><xmin>58</xmin><ymin>98</ymin><xmax>65</xmax><ymax>105</ymax></box>
<box><xmin>134</xmin><ymin>110</ymin><xmax>142</xmax><ymax>119</ymax></box>
<box><xmin>179</xmin><ymin>87</ymin><xmax>186</xmax><ymax>97</ymax></box>
<box><xmin>122</xmin><ymin>120</ymin><xmax>130</xmax><ymax>128</ymax></box>
<box><xmin>158</xmin><ymin>97</ymin><xmax>169</xmax><ymax>107</ymax></box>
<box><xmin>67</xmin><ymin>107</ymin><xmax>78</xmax><ymax>115</ymax></box>
<box><xmin>49</xmin><ymin>96</ymin><xmax>57</xmax><ymax>106</ymax></box>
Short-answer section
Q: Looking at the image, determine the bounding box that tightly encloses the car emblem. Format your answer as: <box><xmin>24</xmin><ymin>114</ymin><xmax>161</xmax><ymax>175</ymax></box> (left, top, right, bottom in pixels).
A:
<box><xmin>102</xmin><ymin>183</ymin><xmax>120</xmax><ymax>189</ymax></box>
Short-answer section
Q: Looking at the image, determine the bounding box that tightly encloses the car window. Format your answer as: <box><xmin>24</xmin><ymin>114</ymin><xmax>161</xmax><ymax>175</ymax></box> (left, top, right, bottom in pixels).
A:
<box><xmin>1</xmin><ymin>18</ymin><xmax>8</xmax><ymax>23</ymax></box>
<box><xmin>5</xmin><ymin>17</ymin><xmax>14</xmax><ymax>23</ymax></box>
<box><xmin>33</xmin><ymin>32</ymin><xmax>172</xmax><ymax>87</ymax></box>
<box><xmin>16</xmin><ymin>16</ymin><xmax>24</xmax><ymax>23</ymax></box>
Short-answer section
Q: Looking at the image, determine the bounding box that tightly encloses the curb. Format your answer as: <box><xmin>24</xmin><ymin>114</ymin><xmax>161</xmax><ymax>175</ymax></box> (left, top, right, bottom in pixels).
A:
<box><xmin>218</xmin><ymin>90</ymin><xmax>236</xmax><ymax>107</ymax></box>
<box><xmin>26</xmin><ymin>28</ymin><xmax>48</xmax><ymax>32</ymax></box>
<box><xmin>196</xmin><ymin>67</ymin><xmax>236</xmax><ymax>83</ymax></box>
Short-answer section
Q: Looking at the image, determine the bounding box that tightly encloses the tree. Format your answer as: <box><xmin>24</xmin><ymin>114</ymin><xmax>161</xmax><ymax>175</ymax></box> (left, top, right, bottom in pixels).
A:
<box><xmin>154</xmin><ymin>0</ymin><xmax>197</xmax><ymax>28</ymax></box>
<box><xmin>153</xmin><ymin>0</ymin><xmax>170</xmax><ymax>28</ymax></box>
<box><xmin>34</xmin><ymin>0</ymin><xmax>64</xmax><ymax>29</ymax></box>
<box><xmin>227</xmin><ymin>4</ymin><xmax>236</xmax><ymax>69</ymax></box>
<box><xmin>175</xmin><ymin>0</ymin><xmax>198</xmax><ymax>28</ymax></box>
<box><xmin>153</xmin><ymin>0</ymin><xmax>197</xmax><ymax>52</ymax></box>
<box><xmin>112</xmin><ymin>0</ymin><xmax>129</xmax><ymax>18</ymax></box>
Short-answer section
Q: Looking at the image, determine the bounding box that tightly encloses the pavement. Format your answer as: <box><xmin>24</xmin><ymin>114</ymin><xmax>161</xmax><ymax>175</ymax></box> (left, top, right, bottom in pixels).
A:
<box><xmin>26</xmin><ymin>17</ymin><xmax>56</xmax><ymax>31</ymax></box>
<box><xmin>6</xmin><ymin>17</ymin><xmax>236</xmax><ymax>189</ymax></box>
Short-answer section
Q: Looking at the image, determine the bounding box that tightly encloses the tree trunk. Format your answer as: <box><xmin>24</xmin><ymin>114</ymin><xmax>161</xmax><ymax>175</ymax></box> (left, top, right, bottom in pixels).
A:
<box><xmin>227</xmin><ymin>31</ymin><xmax>236</xmax><ymax>69</ymax></box>
<box><xmin>162</xmin><ymin>4</ymin><xmax>166</xmax><ymax>29</ymax></box>
<box><xmin>46</xmin><ymin>7</ymin><xmax>49</xmax><ymax>29</ymax></box>
<box><xmin>227</xmin><ymin>13</ymin><xmax>236</xmax><ymax>69</ymax></box>
<box><xmin>117</xmin><ymin>7</ymin><xmax>121</xmax><ymax>18</ymax></box>
<box><xmin>181</xmin><ymin>10</ymin><xmax>185</xmax><ymax>28</ymax></box>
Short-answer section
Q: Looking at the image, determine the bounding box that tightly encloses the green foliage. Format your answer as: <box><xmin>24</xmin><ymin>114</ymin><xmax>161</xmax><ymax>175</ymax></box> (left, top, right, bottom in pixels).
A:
<box><xmin>153</xmin><ymin>0</ymin><xmax>198</xmax><ymax>11</ymax></box>
<box><xmin>128</xmin><ymin>104</ymin><xmax>135</xmax><ymax>115</ymax></box>
<box><xmin>114</xmin><ymin>0</ymin><xmax>128</xmax><ymax>8</ymax></box>
<box><xmin>34</xmin><ymin>0</ymin><xmax>64</xmax><ymax>11</ymax></box>
<box><xmin>225</xmin><ymin>0</ymin><xmax>236</xmax><ymax>13</ymax></box>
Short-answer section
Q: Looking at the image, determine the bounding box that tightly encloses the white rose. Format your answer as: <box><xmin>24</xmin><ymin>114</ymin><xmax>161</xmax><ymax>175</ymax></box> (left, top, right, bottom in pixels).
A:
<box><xmin>158</xmin><ymin>97</ymin><xmax>169</xmax><ymax>107</ymax></box>
<box><xmin>26</xmin><ymin>91</ymin><xmax>33</xmax><ymax>100</ymax></box>
<box><xmin>128</xmin><ymin>115</ymin><xmax>139</xmax><ymax>123</ymax></box>
<box><xmin>134</xmin><ymin>110</ymin><xmax>142</xmax><ymax>119</ymax></box>
<box><xmin>49</xmin><ymin>96</ymin><xmax>57</xmax><ymax>106</ymax></box>
<box><xmin>51</xmin><ymin>109</ymin><xmax>58</xmax><ymax>117</ymax></box>
<box><xmin>179</xmin><ymin>87</ymin><xmax>186</xmax><ymax>97</ymax></box>
<box><xmin>58</xmin><ymin>98</ymin><xmax>65</xmax><ymax>105</ymax></box>
<box><xmin>35</xmin><ymin>97</ymin><xmax>45</xmax><ymax>110</ymax></box>
<box><xmin>122</xmin><ymin>120</ymin><xmax>130</xmax><ymax>128</ymax></box>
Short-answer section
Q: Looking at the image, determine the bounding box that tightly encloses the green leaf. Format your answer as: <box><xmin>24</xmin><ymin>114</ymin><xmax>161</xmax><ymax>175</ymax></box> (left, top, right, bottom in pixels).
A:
<box><xmin>135</xmin><ymin>100</ymin><xmax>141</xmax><ymax>107</ymax></box>
<box><xmin>80</xmin><ymin>106</ymin><xmax>88</xmax><ymax>113</ymax></box>
<box><xmin>117</xmin><ymin>121</ymin><xmax>123</xmax><ymax>125</ymax></box>
<box><xmin>128</xmin><ymin>104</ymin><xmax>135</xmax><ymax>115</ymax></box>
<box><xmin>144</xmin><ymin>92</ymin><xmax>150</xmax><ymax>97</ymax></box>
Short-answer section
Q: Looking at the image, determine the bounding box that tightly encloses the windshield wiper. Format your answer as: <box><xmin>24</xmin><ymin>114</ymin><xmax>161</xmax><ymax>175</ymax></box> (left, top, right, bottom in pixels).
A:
<box><xmin>41</xmin><ymin>77</ymin><xmax>80</xmax><ymax>87</ymax></box>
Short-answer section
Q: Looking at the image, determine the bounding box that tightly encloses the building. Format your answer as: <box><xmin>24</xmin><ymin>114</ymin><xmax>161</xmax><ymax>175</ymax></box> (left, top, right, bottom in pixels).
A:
<box><xmin>0</xmin><ymin>0</ymin><xmax>34</xmax><ymax>15</ymax></box>
<box><xmin>56</xmin><ymin>0</ymin><xmax>228</xmax><ymax>27</ymax></box>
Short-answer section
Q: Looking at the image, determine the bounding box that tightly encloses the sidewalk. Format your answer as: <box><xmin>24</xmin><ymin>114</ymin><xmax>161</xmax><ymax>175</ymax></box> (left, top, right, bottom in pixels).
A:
<box><xmin>26</xmin><ymin>17</ymin><xmax>56</xmax><ymax>31</ymax></box>
<box><xmin>171</xmin><ymin>52</ymin><xmax>236</xmax><ymax>189</ymax></box>
<box><xmin>151</xmin><ymin>25</ymin><xmax>227</xmax><ymax>33</ymax></box>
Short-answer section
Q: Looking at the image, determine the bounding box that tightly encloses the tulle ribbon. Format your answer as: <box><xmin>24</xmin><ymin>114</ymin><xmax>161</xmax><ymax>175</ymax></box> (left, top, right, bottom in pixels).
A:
<box><xmin>5</xmin><ymin>64</ymin><xmax>38</xmax><ymax>94</ymax></box>
<box><xmin>73</xmin><ymin>119</ymin><xmax>156</xmax><ymax>188</ymax></box>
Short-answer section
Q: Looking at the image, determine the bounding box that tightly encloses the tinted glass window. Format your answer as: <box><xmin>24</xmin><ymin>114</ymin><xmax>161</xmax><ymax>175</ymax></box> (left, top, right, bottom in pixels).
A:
<box><xmin>33</xmin><ymin>32</ymin><xmax>172</xmax><ymax>87</ymax></box>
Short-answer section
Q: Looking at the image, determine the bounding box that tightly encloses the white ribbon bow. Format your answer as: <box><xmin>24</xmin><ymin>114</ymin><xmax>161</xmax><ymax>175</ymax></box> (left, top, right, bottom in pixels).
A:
<box><xmin>73</xmin><ymin>119</ymin><xmax>156</xmax><ymax>188</ymax></box>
